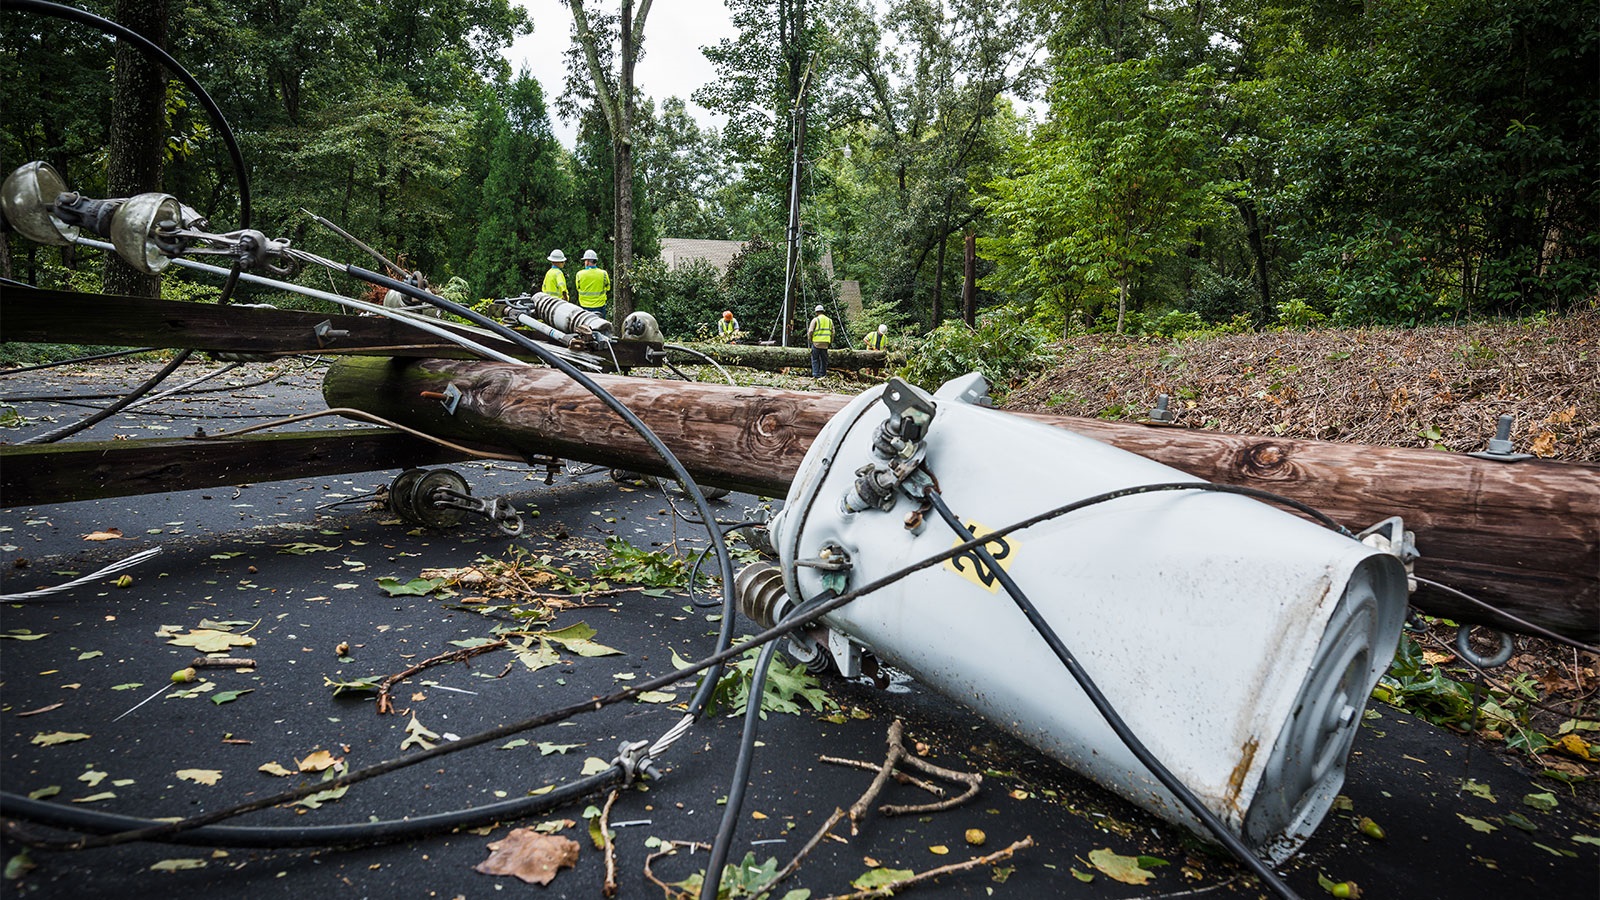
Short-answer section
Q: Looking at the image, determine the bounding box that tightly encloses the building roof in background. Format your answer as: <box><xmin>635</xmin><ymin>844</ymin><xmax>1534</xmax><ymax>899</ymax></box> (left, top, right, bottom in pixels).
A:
<box><xmin>659</xmin><ymin>238</ymin><xmax>840</xmax><ymax>282</ymax></box>
<box><xmin>660</xmin><ymin>238</ymin><xmax>746</xmax><ymax>273</ymax></box>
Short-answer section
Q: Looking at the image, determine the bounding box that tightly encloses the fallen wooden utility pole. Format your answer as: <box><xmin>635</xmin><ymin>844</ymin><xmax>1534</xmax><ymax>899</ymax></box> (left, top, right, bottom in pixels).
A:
<box><xmin>323</xmin><ymin>356</ymin><xmax>1600</xmax><ymax>642</ymax></box>
<box><xmin>672</xmin><ymin>342</ymin><xmax>900</xmax><ymax>372</ymax></box>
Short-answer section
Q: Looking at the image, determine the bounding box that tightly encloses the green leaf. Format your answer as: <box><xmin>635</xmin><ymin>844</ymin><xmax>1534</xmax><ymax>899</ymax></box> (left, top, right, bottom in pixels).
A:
<box><xmin>5</xmin><ymin>851</ymin><xmax>36</xmax><ymax>880</ymax></box>
<box><xmin>540</xmin><ymin>622</ymin><xmax>623</xmax><ymax>657</ymax></box>
<box><xmin>1523</xmin><ymin>792</ymin><xmax>1559</xmax><ymax>812</ymax></box>
<box><xmin>512</xmin><ymin>638</ymin><xmax>561</xmax><ymax>672</ymax></box>
<box><xmin>31</xmin><ymin>732</ymin><xmax>90</xmax><ymax>747</ymax></box>
<box><xmin>538</xmin><ymin>742</ymin><xmax>583</xmax><ymax>756</ymax></box>
<box><xmin>324</xmin><ymin>675</ymin><xmax>381</xmax><ymax>696</ymax></box>
<box><xmin>26</xmin><ymin>786</ymin><xmax>60</xmax><ymax>800</ymax></box>
<box><xmin>149</xmin><ymin>858</ymin><xmax>207</xmax><ymax>872</ymax></box>
<box><xmin>0</xmin><ymin>630</ymin><xmax>48</xmax><ymax>641</ymax></box>
<box><xmin>275</xmin><ymin>542</ymin><xmax>340</xmax><ymax>555</ymax></box>
<box><xmin>499</xmin><ymin>739</ymin><xmax>530</xmax><ymax>751</ymax></box>
<box><xmin>1457</xmin><ymin>814</ymin><xmax>1496</xmax><ymax>833</ymax></box>
<box><xmin>77</xmin><ymin>650</ymin><xmax>103</xmax><ymax>661</ymax></box>
<box><xmin>376</xmin><ymin>576</ymin><xmax>447</xmax><ymax>596</ymax></box>
<box><xmin>1460</xmin><ymin>780</ymin><xmax>1496</xmax><ymax>802</ymax></box>
<box><xmin>636</xmin><ymin>690</ymin><xmax>677</xmax><ymax>704</ymax></box>
<box><xmin>211</xmin><ymin>689</ymin><xmax>253</xmax><ymax>705</ymax></box>
<box><xmin>1088</xmin><ymin>847</ymin><xmax>1157</xmax><ymax>885</ymax></box>
<box><xmin>447</xmin><ymin>637</ymin><xmax>497</xmax><ymax>648</ymax></box>
<box><xmin>581</xmin><ymin>757</ymin><xmax>611</xmax><ymax>775</ymax></box>
<box><xmin>851</xmin><ymin>867</ymin><xmax>915</xmax><ymax>890</ymax></box>
<box><xmin>111</xmin><ymin>682</ymin><xmax>144</xmax><ymax>691</ymax></box>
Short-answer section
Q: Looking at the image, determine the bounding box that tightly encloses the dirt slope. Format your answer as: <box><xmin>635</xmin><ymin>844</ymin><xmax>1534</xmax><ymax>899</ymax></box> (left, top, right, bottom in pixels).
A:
<box><xmin>1005</xmin><ymin>312</ymin><xmax>1598</xmax><ymax>462</ymax></box>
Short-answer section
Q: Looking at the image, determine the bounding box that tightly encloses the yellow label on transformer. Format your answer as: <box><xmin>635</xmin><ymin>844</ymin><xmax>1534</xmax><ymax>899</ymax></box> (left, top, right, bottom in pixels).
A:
<box><xmin>943</xmin><ymin>519</ymin><xmax>1016</xmax><ymax>593</ymax></box>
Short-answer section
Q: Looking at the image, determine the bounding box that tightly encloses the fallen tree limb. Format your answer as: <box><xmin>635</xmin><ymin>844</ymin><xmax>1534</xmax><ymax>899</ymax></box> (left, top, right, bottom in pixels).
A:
<box><xmin>814</xmin><ymin>836</ymin><xmax>1035</xmax><ymax>900</ymax></box>
<box><xmin>669</xmin><ymin>342</ymin><xmax>900</xmax><ymax>372</ymax></box>
<box><xmin>375</xmin><ymin>639</ymin><xmax>507</xmax><ymax>715</ymax></box>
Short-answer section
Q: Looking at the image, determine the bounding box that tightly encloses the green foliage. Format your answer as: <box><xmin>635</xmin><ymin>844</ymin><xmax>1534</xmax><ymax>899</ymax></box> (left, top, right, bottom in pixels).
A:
<box><xmin>464</xmin><ymin>73</ymin><xmax>577</xmax><ymax>300</ymax></box>
<box><xmin>590</xmin><ymin>537</ymin><xmax>689</xmax><ymax>588</ymax></box>
<box><xmin>672</xmin><ymin>852</ymin><xmax>807</xmax><ymax>900</ymax></box>
<box><xmin>719</xmin><ymin>237</ymin><xmax>836</xmax><ymax>344</ymax></box>
<box><xmin>1375</xmin><ymin>634</ymin><xmax>1554</xmax><ymax>754</ymax></box>
<box><xmin>899</xmin><ymin>306</ymin><xmax>1058</xmax><ymax>398</ymax></box>
<box><xmin>1275</xmin><ymin>298</ymin><xmax>1327</xmax><ymax>330</ymax></box>
<box><xmin>630</xmin><ymin>257</ymin><xmax>729</xmax><ymax>339</ymax></box>
<box><xmin>679</xmin><ymin>645</ymin><xmax>838</xmax><ymax>720</ymax></box>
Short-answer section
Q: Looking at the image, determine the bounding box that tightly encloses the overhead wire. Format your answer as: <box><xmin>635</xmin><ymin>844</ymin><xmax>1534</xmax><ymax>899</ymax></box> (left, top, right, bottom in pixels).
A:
<box><xmin>921</xmin><ymin>487</ymin><xmax>1301</xmax><ymax>899</ymax></box>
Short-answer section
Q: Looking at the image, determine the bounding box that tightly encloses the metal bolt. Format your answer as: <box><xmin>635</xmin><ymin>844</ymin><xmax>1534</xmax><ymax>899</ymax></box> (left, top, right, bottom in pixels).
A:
<box><xmin>1338</xmin><ymin>704</ymin><xmax>1356</xmax><ymax>727</ymax></box>
<box><xmin>1485</xmin><ymin>414</ymin><xmax>1515</xmax><ymax>455</ymax></box>
<box><xmin>1148</xmin><ymin>394</ymin><xmax>1174</xmax><ymax>423</ymax></box>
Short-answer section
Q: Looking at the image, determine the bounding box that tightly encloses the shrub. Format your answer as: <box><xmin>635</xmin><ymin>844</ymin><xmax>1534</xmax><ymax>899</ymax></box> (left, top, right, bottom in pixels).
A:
<box><xmin>899</xmin><ymin>306</ymin><xmax>1058</xmax><ymax>399</ymax></box>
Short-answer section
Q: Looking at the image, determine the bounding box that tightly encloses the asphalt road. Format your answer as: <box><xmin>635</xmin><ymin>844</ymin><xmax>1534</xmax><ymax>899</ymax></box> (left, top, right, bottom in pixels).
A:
<box><xmin>1</xmin><ymin>357</ymin><xmax>1596</xmax><ymax>899</ymax></box>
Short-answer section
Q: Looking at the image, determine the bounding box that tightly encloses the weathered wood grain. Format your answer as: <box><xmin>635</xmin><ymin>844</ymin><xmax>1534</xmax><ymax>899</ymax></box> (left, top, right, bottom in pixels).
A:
<box><xmin>0</xmin><ymin>429</ymin><xmax>474</xmax><ymax>507</ymax></box>
<box><xmin>322</xmin><ymin>357</ymin><xmax>1600</xmax><ymax>640</ymax></box>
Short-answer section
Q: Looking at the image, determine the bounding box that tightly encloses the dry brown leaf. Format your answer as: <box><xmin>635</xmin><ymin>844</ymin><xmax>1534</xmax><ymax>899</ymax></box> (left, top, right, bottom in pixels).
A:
<box><xmin>83</xmin><ymin>528</ymin><xmax>125</xmax><ymax>542</ymax></box>
<box><xmin>297</xmin><ymin>749</ymin><xmax>341</xmax><ymax>772</ymax></box>
<box><xmin>474</xmin><ymin>828</ymin><xmax>580</xmax><ymax>885</ymax></box>
<box><xmin>1529</xmin><ymin>430</ymin><xmax>1558</xmax><ymax>457</ymax></box>
<box><xmin>1548</xmin><ymin>406</ymin><xmax>1577</xmax><ymax>424</ymax></box>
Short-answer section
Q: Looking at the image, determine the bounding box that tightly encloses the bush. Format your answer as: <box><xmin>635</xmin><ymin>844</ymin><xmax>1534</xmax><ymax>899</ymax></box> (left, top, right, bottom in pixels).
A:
<box><xmin>899</xmin><ymin>306</ymin><xmax>1058</xmax><ymax>399</ymax></box>
<box><xmin>632</xmin><ymin>257</ymin><xmax>728</xmax><ymax>339</ymax></box>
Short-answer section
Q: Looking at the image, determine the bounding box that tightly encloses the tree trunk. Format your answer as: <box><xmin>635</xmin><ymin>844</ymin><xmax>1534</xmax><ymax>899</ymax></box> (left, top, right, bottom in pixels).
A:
<box><xmin>1235</xmin><ymin>195</ymin><xmax>1272</xmax><ymax>321</ymax></box>
<box><xmin>1115</xmin><ymin>277</ymin><xmax>1129</xmax><ymax>334</ymax></box>
<box><xmin>104</xmin><ymin>0</ymin><xmax>169</xmax><ymax>299</ymax></box>
<box><xmin>613</xmin><ymin>0</ymin><xmax>636</xmax><ymax>328</ymax></box>
<box><xmin>931</xmin><ymin>228</ymin><xmax>946</xmax><ymax>328</ymax></box>
<box><xmin>962</xmin><ymin>231</ymin><xmax>976</xmax><ymax>326</ymax></box>
<box><xmin>321</xmin><ymin>356</ymin><xmax>1600</xmax><ymax>641</ymax></box>
<box><xmin>668</xmin><ymin>342</ymin><xmax>895</xmax><ymax>371</ymax></box>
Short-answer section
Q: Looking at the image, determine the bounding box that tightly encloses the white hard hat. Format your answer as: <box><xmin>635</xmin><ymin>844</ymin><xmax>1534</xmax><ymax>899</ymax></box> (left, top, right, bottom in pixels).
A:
<box><xmin>878</xmin><ymin>324</ymin><xmax>888</xmax><ymax>334</ymax></box>
<box><xmin>548</xmin><ymin>249</ymin><xmax>566</xmax><ymax>263</ymax></box>
<box><xmin>582</xmin><ymin>249</ymin><xmax>599</xmax><ymax>262</ymax></box>
<box><xmin>814</xmin><ymin>305</ymin><xmax>825</xmax><ymax>313</ymax></box>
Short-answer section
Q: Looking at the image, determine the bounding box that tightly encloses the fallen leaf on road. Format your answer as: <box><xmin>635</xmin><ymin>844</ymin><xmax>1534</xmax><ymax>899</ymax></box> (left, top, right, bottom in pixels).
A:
<box><xmin>474</xmin><ymin>828</ymin><xmax>580</xmax><ymax>885</ymax></box>
<box><xmin>636</xmin><ymin>691</ymin><xmax>676</xmax><ymax>704</ymax></box>
<box><xmin>150</xmin><ymin>859</ymin><xmax>207</xmax><ymax>872</ymax></box>
<box><xmin>31</xmin><ymin>732</ymin><xmax>90</xmax><ymax>747</ymax></box>
<box><xmin>297</xmin><ymin>749</ymin><xmax>341</xmax><ymax>772</ymax></box>
<box><xmin>83</xmin><ymin>529</ymin><xmax>125</xmax><ymax>541</ymax></box>
<box><xmin>72</xmin><ymin>792</ymin><xmax>116</xmax><ymax>803</ymax></box>
<box><xmin>167</xmin><ymin>630</ymin><xmax>256</xmax><ymax>653</ymax></box>
<box><xmin>1088</xmin><ymin>848</ymin><xmax>1157</xmax><ymax>885</ymax></box>
<box><xmin>540</xmin><ymin>622</ymin><xmax>623</xmax><ymax>657</ymax></box>
<box><xmin>211</xmin><ymin>689</ymin><xmax>253</xmax><ymax>705</ymax></box>
<box><xmin>259</xmin><ymin>762</ymin><xmax>294</xmax><ymax>777</ymax></box>
<box><xmin>177</xmin><ymin>769</ymin><xmax>223</xmax><ymax>786</ymax></box>
<box><xmin>16</xmin><ymin>703</ymin><xmax>63</xmax><ymax>717</ymax></box>
<box><xmin>78</xmin><ymin>771</ymin><xmax>107</xmax><ymax>787</ymax></box>
<box><xmin>401</xmin><ymin>714</ymin><xmax>440</xmax><ymax>751</ymax></box>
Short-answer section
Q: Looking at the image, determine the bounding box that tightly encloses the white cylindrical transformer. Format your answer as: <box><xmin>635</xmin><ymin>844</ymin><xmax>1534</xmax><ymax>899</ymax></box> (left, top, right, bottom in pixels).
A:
<box><xmin>768</xmin><ymin>377</ymin><xmax>1408</xmax><ymax>861</ymax></box>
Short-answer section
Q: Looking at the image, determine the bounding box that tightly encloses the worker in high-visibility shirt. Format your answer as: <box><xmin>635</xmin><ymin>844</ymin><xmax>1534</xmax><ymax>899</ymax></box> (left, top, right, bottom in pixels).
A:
<box><xmin>718</xmin><ymin>310</ymin><xmax>740</xmax><ymax>341</ymax></box>
<box><xmin>575</xmin><ymin>249</ymin><xmax>611</xmax><ymax>319</ymax></box>
<box><xmin>542</xmin><ymin>249</ymin><xmax>569</xmax><ymax>301</ymax></box>
<box><xmin>864</xmin><ymin>324</ymin><xmax>888</xmax><ymax>350</ymax></box>
<box><xmin>806</xmin><ymin>304</ymin><xmax>832</xmax><ymax>378</ymax></box>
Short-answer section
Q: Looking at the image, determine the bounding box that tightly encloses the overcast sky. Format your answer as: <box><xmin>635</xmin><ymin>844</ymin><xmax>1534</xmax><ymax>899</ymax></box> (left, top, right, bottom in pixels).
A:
<box><xmin>503</xmin><ymin>0</ymin><xmax>738</xmax><ymax>147</ymax></box>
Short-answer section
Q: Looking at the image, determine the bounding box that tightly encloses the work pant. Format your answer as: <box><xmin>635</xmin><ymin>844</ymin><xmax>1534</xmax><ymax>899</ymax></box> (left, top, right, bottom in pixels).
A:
<box><xmin>811</xmin><ymin>343</ymin><xmax>829</xmax><ymax>377</ymax></box>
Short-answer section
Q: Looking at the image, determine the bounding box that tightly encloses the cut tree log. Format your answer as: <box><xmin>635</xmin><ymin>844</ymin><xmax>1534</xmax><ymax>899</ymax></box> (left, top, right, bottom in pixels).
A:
<box><xmin>669</xmin><ymin>342</ymin><xmax>899</xmax><ymax>372</ymax></box>
<box><xmin>323</xmin><ymin>356</ymin><xmax>1600</xmax><ymax>641</ymax></box>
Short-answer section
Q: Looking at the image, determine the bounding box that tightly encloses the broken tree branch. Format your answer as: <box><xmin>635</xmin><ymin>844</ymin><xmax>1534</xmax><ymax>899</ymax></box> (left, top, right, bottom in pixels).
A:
<box><xmin>601</xmin><ymin>788</ymin><xmax>621</xmax><ymax>898</ymax></box>
<box><xmin>880</xmin><ymin>755</ymin><xmax>982</xmax><ymax>816</ymax></box>
<box><xmin>814</xmin><ymin>836</ymin><xmax>1035</xmax><ymax>900</ymax></box>
<box><xmin>375</xmin><ymin>639</ymin><xmax>507</xmax><ymax>715</ymax></box>
<box><xmin>642</xmin><ymin>840</ymin><xmax>712</xmax><ymax>899</ymax></box>
<box><xmin>819</xmin><ymin>756</ymin><xmax>947</xmax><ymax>798</ymax></box>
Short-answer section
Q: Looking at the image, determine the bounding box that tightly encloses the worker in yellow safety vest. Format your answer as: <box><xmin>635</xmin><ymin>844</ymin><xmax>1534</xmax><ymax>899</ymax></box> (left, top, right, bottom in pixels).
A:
<box><xmin>542</xmin><ymin>249</ymin><xmax>568</xmax><ymax>301</ymax></box>
<box><xmin>575</xmin><ymin>250</ymin><xmax>611</xmax><ymax>318</ymax></box>
<box><xmin>718</xmin><ymin>310</ymin><xmax>740</xmax><ymax>340</ymax></box>
<box><xmin>806</xmin><ymin>304</ymin><xmax>832</xmax><ymax>377</ymax></box>
<box><xmin>864</xmin><ymin>324</ymin><xmax>887</xmax><ymax>350</ymax></box>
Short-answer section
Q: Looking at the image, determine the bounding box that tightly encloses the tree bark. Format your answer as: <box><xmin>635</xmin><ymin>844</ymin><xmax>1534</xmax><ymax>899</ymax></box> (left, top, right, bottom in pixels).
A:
<box><xmin>961</xmin><ymin>231</ymin><xmax>976</xmax><ymax>326</ymax></box>
<box><xmin>322</xmin><ymin>356</ymin><xmax>1600</xmax><ymax>641</ymax></box>
<box><xmin>104</xmin><ymin>0</ymin><xmax>169</xmax><ymax>299</ymax></box>
<box><xmin>669</xmin><ymin>342</ymin><xmax>896</xmax><ymax>371</ymax></box>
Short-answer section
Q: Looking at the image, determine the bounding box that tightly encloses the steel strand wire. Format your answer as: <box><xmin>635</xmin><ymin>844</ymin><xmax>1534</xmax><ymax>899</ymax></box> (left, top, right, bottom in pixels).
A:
<box><xmin>0</xmin><ymin>483</ymin><xmax>1376</xmax><ymax>854</ymax></box>
<box><xmin>342</xmin><ymin>266</ymin><xmax>740</xmax><ymax>720</ymax></box>
<box><xmin>923</xmin><ymin>489</ymin><xmax>1304</xmax><ymax>900</ymax></box>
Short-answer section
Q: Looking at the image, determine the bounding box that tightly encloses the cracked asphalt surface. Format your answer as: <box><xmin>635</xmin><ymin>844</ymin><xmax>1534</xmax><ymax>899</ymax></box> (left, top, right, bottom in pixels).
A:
<box><xmin>1</xmin><ymin>357</ymin><xmax>1596</xmax><ymax>898</ymax></box>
